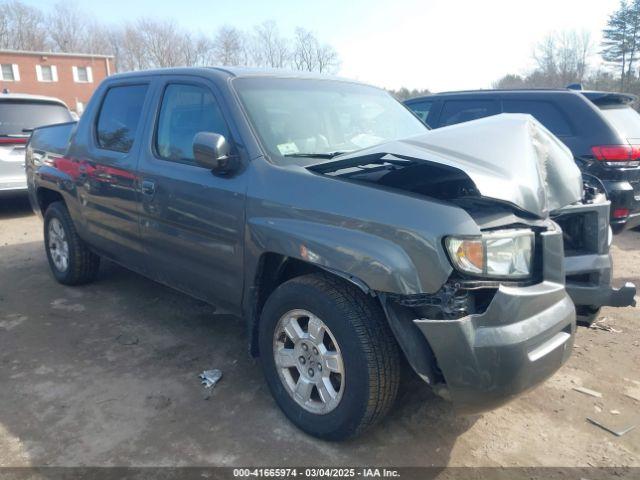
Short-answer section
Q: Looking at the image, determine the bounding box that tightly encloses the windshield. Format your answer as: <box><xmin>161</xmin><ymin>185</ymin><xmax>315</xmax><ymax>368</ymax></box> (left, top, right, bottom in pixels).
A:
<box><xmin>0</xmin><ymin>101</ymin><xmax>72</xmax><ymax>136</ymax></box>
<box><xmin>599</xmin><ymin>105</ymin><xmax>640</xmax><ymax>141</ymax></box>
<box><xmin>233</xmin><ymin>77</ymin><xmax>427</xmax><ymax>165</ymax></box>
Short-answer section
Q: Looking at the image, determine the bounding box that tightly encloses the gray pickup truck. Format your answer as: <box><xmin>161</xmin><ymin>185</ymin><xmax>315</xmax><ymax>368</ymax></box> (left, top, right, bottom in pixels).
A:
<box><xmin>25</xmin><ymin>68</ymin><xmax>635</xmax><ymax>440</ymax></box>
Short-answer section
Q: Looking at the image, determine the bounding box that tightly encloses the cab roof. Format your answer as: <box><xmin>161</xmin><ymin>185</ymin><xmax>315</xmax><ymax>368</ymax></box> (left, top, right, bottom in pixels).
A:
<box><xmin>104</xmin><ymin>66</ymin><xmax>366</xmax><ymax>85</ymax></box>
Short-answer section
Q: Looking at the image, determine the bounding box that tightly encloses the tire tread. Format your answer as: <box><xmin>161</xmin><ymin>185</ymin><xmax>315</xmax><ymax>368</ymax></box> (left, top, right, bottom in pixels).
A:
<box><xmin>282</xmin><ymin>273</ymin><xmax>400</xmax><ymax>437</ymax></box>
<box><xmin>45</xmin><ymin>202</ymin><xmax>100</xmax><ymax>285</ymax></box>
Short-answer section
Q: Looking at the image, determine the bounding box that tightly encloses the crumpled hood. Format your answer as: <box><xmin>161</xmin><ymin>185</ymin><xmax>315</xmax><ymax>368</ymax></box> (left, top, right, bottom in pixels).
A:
<box><xmin>313</xmin><ymin>114</ymin><xmax>583</xmax><ymax>218</ymax></box>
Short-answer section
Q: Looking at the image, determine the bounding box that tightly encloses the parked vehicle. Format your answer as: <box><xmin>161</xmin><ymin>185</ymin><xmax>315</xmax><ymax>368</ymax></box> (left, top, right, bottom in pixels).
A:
<box><xmin>25</xmin><ymin>68</ymin><xmax>626</xmax><ymax>440</ymax></box>
<box><xmin>405</xmin><ymin>89</ymin><xmax>640</xmax><ymax>233</ymax></box>
<box><xmin>0</xmin><ymin>93</ymin><xmax>72</xmax><ymax>196</ymax></box>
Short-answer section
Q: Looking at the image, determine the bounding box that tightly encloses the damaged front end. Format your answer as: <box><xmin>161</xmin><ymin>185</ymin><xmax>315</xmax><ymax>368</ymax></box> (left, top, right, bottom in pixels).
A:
<box><xmin>308</xmin><ymin>114</ymin><xmax>636</xmax><ymax>319</ymax></box>
<box><xmin>307</xmin><ymin>114</ymin><xmax>633</xmax><ymax>412</ymax></box>
<box><xmin>552</xmin><ymin>186</ymin><xmax>636</xmax><ymax>320</ymax></box>
<box><xmin>380</xmin><ymin>226</ymin><xmax>575</xmax><ymax>413</ymax></box>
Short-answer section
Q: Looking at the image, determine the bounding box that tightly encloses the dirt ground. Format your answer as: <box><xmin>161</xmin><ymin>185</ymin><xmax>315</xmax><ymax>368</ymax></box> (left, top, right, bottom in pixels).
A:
<box><xmin>0</xmin><ymin>195</ymin><xmax>639</xmax><ymax>468</ymax></box>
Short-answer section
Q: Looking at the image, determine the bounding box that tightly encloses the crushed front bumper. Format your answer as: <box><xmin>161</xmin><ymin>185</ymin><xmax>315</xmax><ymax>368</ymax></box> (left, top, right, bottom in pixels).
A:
<box><xmin>552</xmin><ymin>199</ymin><xmax>636</xmax><ymax>315</ymax></box>
<box><xmin>410</xmin><ymin>229</ymin><xmax>575</xmax><ymax>413</ymax></box>
<box><xmin>414</xmin><ymin>280</ymin><xmax>575</xmax><ymax>413</ymax></box>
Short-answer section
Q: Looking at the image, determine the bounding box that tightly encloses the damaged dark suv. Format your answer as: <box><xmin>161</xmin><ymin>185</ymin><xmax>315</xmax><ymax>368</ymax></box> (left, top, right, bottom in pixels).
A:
<box><xmin>25</xmin><ymin>68</ymin><xmax>635</xmax><ymax>440</ymax></box>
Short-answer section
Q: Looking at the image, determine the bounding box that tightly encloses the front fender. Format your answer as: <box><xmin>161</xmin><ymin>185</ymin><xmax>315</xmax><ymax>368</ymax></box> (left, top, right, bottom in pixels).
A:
<box><xmin>244</xmin><ymin>158</ymin><xmax>482</xmax><ymax>298</ymax></box>
<box><xmin>248</xmin><ymin>217</ymin><xmax>426</xmax><ymax>295</ymax></box>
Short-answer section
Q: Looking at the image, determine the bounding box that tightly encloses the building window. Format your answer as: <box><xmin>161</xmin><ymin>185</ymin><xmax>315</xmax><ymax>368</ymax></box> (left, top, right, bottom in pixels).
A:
<box><xmin>0</xmin><ymin>64</ymin><xmax>20</xmax><ymax>82</ymax></box>
<box><xmin>72</xmin><ymin>66</ymin><xmax>93</xmax><ymax>83</ymax></box>
<box><xmin>36</xmin><ymin>65</ymin><xmax>58</xmax><ymax>82</ymax></box>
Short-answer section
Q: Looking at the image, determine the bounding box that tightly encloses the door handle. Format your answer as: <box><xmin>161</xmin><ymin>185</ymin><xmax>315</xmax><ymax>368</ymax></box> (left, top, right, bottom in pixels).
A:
<box><xmin>141</xmin><ymin>179</ymin><xmax>156</xmax><ymax>196</ymax></box>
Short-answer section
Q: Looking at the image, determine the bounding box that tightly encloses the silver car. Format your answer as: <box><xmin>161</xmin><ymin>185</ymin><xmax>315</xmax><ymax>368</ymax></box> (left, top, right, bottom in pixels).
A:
<box><xmin>0</xmin><ymin>93</ymin><xmax>73</xmax><ymax>195</ymax></box>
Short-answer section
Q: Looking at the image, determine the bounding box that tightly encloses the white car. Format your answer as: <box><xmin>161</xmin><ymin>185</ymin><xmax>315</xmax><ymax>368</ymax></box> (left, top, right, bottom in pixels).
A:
<box><xmin>0</xmin><ymin>93</ymin><xmax>73</xmax><ymax>195</ymax></box>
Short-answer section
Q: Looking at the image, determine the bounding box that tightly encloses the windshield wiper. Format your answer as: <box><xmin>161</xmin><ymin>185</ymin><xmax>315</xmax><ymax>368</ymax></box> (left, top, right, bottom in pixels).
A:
<box><xmin>284</xmin><ymin>151</ymin><xmax>348</xmax><ymax>159</ymax></box>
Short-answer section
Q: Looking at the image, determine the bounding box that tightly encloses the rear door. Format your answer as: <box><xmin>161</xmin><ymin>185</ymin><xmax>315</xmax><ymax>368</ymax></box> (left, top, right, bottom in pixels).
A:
<box><xmin>71</xmin><ymin>81</ymin><xmax>152</xmax><ymax>268</ymax></box>
<box><xmin>0</xmin><ymin>100</ymin><xmax>71</xmax><ymax>191</ymax></box>
<box><xmin>136</xmin><ymin>76</ymin><xmax>247</xmax><ymax>311</ymax></box>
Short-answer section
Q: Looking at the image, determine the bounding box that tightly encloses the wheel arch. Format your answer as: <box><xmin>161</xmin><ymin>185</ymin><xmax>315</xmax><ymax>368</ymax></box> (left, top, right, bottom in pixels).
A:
<box><xmin>36</xmin><ymin>187</ymin><xmax>65</xmax><ymax>216</ymax></box>
<box><xmin>244</xmin><ymin>252</ymin><xmax>442</xmax><ymax>387</ymax></box>
<box><xmin>246</xmin><ymin>253</ymin><xmax>375</xmax><ymax>357</ymax></box>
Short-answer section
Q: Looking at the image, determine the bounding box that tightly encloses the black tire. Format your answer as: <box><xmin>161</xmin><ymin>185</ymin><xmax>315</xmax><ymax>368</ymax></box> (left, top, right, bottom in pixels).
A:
<box><xmin>259</xmin><ymin>273</ymin><xmax>400</xmax><ymax>440</ymax></box>
<box><xmin>576</xmin><ymin>305</ymin><xmax>601</xmax><ymax>327</ymax></box>
<box><xmin>44</xmin><ymin>201</ymin><xmax>100</xmax><ymax>285</ymax></box>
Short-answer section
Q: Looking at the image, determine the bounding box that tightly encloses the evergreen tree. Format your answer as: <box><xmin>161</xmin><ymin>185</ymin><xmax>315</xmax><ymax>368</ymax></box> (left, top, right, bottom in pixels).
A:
<box><xmin>602</xmin><ymin>1</ymin><xmax>634</xmax><ymax>89</ymax></box>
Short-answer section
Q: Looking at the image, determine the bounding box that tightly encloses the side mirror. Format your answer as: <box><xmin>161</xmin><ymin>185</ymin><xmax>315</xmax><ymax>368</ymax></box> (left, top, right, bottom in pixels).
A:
<box><xmin>193</xmin><ymin>132</ymin><xmax>238</xmax><ymax>175</ymax></box>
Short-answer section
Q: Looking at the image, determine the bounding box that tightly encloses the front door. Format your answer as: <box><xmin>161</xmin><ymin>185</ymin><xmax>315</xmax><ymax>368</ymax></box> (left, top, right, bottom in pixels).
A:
<box><xmin>136</xmin><ymin>79</ymin><xmax>247</xmax><ymax>312</ymax></box>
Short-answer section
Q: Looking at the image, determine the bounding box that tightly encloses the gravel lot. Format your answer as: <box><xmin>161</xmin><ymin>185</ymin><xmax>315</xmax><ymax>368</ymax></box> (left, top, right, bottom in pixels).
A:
<box><xmin>0</xmin><ymin>195</ymin><xmax>639</xmax><ymax>468</ymax></box>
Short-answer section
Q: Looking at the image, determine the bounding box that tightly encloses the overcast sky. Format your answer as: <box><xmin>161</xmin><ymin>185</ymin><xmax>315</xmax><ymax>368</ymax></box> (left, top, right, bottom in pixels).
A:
<box><xmin>26</xmin><ymin>0</ymin><xmax>620</xmax><ymax>91</ymax></box>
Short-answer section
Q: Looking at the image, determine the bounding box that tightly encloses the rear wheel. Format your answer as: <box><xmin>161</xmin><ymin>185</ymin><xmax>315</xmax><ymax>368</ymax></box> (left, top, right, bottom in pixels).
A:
<box><xmin>44</xmin><ymin>202</ymin><xmax>100</xmax><ymax>285</ymax></box>
<box><xmin>259</xmin><ymin>273</ymin><xmax>400</xmax><ymax>440</ymax></box>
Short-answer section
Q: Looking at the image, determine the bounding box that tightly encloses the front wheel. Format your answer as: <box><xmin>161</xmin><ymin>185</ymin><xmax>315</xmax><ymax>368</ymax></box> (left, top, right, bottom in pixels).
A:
<box><xmin>259</xmin><ymin>273</ymin><xmax>400</xmax><ymax>440</ymax></box>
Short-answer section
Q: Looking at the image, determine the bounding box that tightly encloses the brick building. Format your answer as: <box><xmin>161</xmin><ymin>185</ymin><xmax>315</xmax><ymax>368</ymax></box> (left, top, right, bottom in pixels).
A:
<box><xmin>0</xmin><ymin>49</ymin><xmax>114</xmax><ymax>114</ymax></box>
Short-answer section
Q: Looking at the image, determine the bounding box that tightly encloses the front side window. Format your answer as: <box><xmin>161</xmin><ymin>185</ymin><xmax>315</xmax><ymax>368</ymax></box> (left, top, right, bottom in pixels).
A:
<box><xmin>96</xmin><ymin>84</ymin><xmax>148</xmax><ymax>153</ymax></box>
<box><xmin>234</xmin><ymin>77</ymin><xmax>427</xmax><ymax>165</ymax></box>
<box><xmin>502</xmin><ymin>100</ymin><xmax>573</xmax><ymax>136</ymax></box>
<box><xmin>155</xmin><ymin>83</ymin><xmax>230</xmax><ymax>163</ymax></box>
<box><xmin>439</xmin><ymin>99</ymin><xmax>499</xmax><ymax>127</ymax></box>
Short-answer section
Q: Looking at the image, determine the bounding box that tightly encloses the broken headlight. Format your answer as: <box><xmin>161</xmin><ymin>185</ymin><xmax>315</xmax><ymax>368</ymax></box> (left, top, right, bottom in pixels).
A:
<box><xmin>445</xmin><ymin>229</ymin><xmax>534</xmax><ymax>278</ymax></box>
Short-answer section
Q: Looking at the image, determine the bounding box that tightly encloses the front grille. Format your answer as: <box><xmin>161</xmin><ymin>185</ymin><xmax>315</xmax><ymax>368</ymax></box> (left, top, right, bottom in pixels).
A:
<box><xmin>554</xmin><ymin>211</ymin><xmax>599</xmax><ymax>256</ymax></box>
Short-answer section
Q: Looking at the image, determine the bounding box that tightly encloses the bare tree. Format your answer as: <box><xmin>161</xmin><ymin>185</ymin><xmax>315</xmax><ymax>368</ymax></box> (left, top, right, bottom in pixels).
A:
<box><xmin>212</xmin><ymin>26</ymin><xmax>247</xmax><ymax>66</ymax></box>
<box><xmin>46</xmin><ymin>1</ymin><xmax>88</xmax><ymax>52</ymax></box>
<box><xmin>492</xmin><ymin>73</ymin><xmax>527</xmax><ymax>89</ymax></box>
<box><xmin>83</xmin><ymin>22</ymin><xmax>120</xmax><ymax>56</ymax></box>
<box><xmin>292</xmin><ymin>28</ymin><xmax>339</xmax><ymax>74</ymax></box>
<box><xmin>135</xmin><ymin>18</ymin><xmax>190</xmax><ymax>68</ymax></box>
<box><xmin>0</xmin><ymin>2</ymin><xmax>342</xmax><ymax>75</ymax></box>
<box><xmin>531</xmin><ymin>30</ymin><xmax>593</xmax><ymax>86</ymax></box>
<box><xmin>0</xmin><ymin>0</ymin><xmax>48</xmax><ymax>50</ymax></box>
<box><xmin>316</xmin><ymin>43</ymin><xmax>339</xmax><ymax>74</ymax></box>
<box><xmin>292</xmin><ymin>28</ymin><xmax>317</xmax><ymax>71</ymax></box>
<box><xmin>556</xmin><ymin>31</ymin><xmax>592</xmax><ymax>83</ymax></box>
<box><xmin>251</xmin><ymin>20</ymin><xmax>289</xmax><ymax>68</ymax></box>
<box><xmin>183</xmin><ymin>32</ymin><xmax>214</xmax><ymax>67</ymax></box>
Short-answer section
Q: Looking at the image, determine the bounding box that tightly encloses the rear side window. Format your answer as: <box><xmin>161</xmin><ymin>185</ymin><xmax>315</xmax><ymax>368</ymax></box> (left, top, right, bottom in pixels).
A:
<box><xmin>502</xmin><ymin>100</ymin><xmax>573</xmax><ymax>136</ymax></box>
<box><xmin>408</xmin><ymin>101</ymin><xmax>433</xmax><ymax>124</ymax></box>
<box><xmin>0</xmin><ymin>101</ymin><xmax>71</xmax><ymax>136</ymax></box>
<box><xmin>598</xmin><ymin>105</ymin><xmax>640</xmax><ymax>141</ymax></box>
<box><xmin>155</xmin><ymin>83</ymin><xmax>230</xmax><ymax>163</ymax></box>
<box><xmin>96</xmin><ymin>84</ymin><xmax>148</xmax><ymax>153</ymax></box>
<box><xmin>440</xmin><ymin>100</ymin><xmax>499</xmax><ymax>127</ymax></box>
